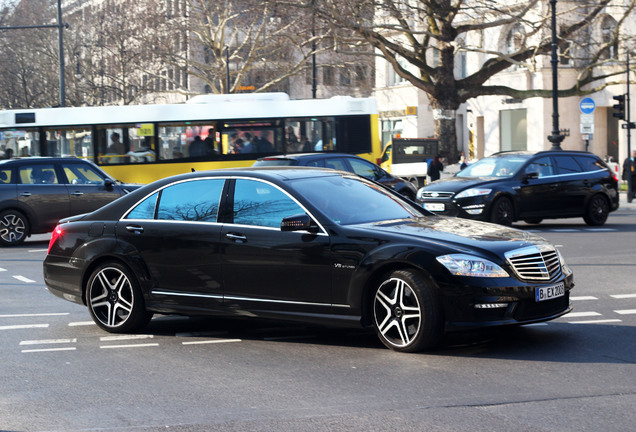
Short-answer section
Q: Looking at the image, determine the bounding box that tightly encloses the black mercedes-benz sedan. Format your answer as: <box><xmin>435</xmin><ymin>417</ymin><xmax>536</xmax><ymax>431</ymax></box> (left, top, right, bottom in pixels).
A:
<box><xmin>43</xmin><ymin>167</ymin><xmax>574</xmax><ymax>352</ymax></box>
<box><xmin>416</xmin><ymin>150</ymin><xmax>619</xmax><ymax>226</ymax></box>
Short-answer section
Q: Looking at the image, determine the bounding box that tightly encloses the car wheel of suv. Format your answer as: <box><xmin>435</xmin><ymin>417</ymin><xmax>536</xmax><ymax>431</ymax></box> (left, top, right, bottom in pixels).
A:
<box><xmin>583</xmin><ymin>195</ymin><xmax>609</xmax><ymax>226</ymax></box>
<box><xmin>373</xmin><ymin>269</ymin><xmax>442</xmax><ymax>352</ymax></box>
<box><xmin>490</xmin><ymin>197</ymin><xmax>514</xmax><ymax>226</ymax></box>
<box><xmin>0</xmin><ymin>209</ymin><xmax>29</xmax><ymax>246</ymax></box>
<box><xmin>86</xmin><ymin>261</ymin><xmax>153</xmax><ymax>333</ymax></box>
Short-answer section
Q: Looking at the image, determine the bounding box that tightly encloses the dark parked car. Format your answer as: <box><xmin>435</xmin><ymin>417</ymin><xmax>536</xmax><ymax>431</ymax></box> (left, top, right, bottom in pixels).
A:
<box><xmin>416</xmin><ymin>150</ymin><xmax>619</xmax><ymax>226</ymax></box>
<box><xmin>0</xmin><ymin>157</ymin><xmax>139</xmax><ymax>246</ymax></box>
<box><xmin>253</xmin><ymin>153</ymin><xmax>418</xmax><ymax>200</ymax></box>
<box><xmin>44</xmin><ymin>167</ymin><xmax>573</xmax><ymax>352</ymax></box>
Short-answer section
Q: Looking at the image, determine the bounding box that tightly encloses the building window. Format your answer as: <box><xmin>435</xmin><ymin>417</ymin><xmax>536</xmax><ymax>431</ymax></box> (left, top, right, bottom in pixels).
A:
<box><xmin>500</xmin><ymin>109</ymin><xmax>527</xmax><ymax>151</ymax></box>
<box><xmin>601</xmin><ymin>15</ymin><xmax>618</xmax><ymax>60</ymax></box>
<box><xmin>323</xmin><ymin>66</ymin><xmax>334</xmax><ymax>86</ymax></box>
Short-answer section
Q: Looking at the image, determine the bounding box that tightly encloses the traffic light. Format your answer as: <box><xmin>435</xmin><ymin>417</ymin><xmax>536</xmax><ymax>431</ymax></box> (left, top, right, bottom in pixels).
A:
<box><xmin>613</xmin><ymin>94</ymin><xmax>626</xmax><ymax>120</ymax></box>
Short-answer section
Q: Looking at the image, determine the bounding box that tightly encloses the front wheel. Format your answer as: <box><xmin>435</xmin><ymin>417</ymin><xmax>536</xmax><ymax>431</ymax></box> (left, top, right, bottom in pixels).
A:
<box><xmin>86</xmin><ymin>261</ymin><xmax>153</xmax><ymax>333</ymax></box>
<box><xmin>583</xmin><ymin>195</ymin><xmax>609</xmax><ymax>226</ymax></box>
<box><xmin>373</xmin><ymin>269</ymin><xmax>443</xmax><ymax>352</ymax></box>
<box><xmin>489</xmin><ymin>197</ymin><xmax>514</xmax><ymax>226</ymax></box>
<box><xmin>0</xmin><ymin>210</ymin><xmax>29</xmax><ymax>246</ymax></box>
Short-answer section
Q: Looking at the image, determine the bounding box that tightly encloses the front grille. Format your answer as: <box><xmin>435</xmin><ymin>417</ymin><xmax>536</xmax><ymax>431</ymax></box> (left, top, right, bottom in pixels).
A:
<box><xmin>420</xmin><ymin>191</ymin><xmax>454</xmax><ymax>199</ymax></box>
<box><xmin>505</xmin><ymin>245</ymin><xmax>562</xmax><ymax>281</ymax></box>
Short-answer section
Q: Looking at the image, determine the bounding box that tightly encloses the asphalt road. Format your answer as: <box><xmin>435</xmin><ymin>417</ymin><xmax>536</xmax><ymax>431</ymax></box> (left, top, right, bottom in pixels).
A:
<box><xmin>1</xmin><ymin>210</ymin><xmax>635</xmax><ymax>432</ymax></box>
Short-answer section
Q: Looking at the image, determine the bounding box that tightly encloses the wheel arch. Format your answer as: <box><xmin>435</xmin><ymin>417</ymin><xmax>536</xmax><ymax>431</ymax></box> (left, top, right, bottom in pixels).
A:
<box><xmin>489</xmin><ymin>192</ymin><xmax>518</xmax><ymax>222</ymax></box>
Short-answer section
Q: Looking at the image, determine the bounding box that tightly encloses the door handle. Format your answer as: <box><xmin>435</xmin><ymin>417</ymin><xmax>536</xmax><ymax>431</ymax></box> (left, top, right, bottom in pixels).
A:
<box><xmin>71</xmin><ymin>191</ymin><xmax>84</xmax><ymax>196</ymax></box>
<box><xmin>125</xmin><ymin>225</ymin><xmax>144</xmax><ymax>234</ymax></box>
<box><xmin>19</xmin><ymin>192</ymin><xmax>32</xmax><ymax>197</ymax></box>
<box><xmin>226</xmin><ymin>232</ymin><xmax>247</xmax><ymax>243</ymax></box>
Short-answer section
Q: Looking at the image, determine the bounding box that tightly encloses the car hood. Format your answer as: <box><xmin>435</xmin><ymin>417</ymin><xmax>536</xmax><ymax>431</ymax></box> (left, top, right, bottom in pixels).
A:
<box><xmin>423</xmin><ymin>176</ymin><xmax>501</xmax><ymax>193</ymax></box>
<box><xmin>360</xmin><ymin>216</ymin><xmax>550</xmax><ymax>256</ymax></box>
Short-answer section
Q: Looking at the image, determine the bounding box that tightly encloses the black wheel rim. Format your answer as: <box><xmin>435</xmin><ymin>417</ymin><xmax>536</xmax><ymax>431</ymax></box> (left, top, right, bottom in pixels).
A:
<box><xmin>493</xmin><ymin>199</ymin><xmax>513</xmax><ymax>225</ymax></box>
<box><xmin>590</xmin><ymin>197</ymin><xmax>608</xmax><ymax>224</ymax></box>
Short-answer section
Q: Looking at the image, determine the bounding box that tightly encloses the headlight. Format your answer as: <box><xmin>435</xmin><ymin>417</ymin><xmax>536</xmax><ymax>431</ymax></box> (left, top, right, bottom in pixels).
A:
<box><xmin>455</xmin><ymin>188</ymin><xmax>492</xmax><ymax>199</ymax></box>
<box><xmin>437</xmin><ymin>254</ymin><xmax>509</xmax><ymax>278</ymax></box>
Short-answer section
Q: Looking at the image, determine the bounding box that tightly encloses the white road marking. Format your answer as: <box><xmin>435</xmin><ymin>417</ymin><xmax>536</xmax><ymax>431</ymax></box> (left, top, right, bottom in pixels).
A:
<box><xmin>615</xmin><ymin>309</ymin><xmax>636</xmax><ymax>315</ymax></box>
<box><xmin>22</xmin><ymin>347</ymin><xmax>77</xmax><ymax>353</ymax></box>
<box><xmin>571</xmin><ymin>296</ymin><xmax>598</xmax><ymax>301</ymax></box>
<box><xmin>28</xmin><ymin>249</ymin><xmax>48</xmax><ymax>253</ymax></box>
<box><xmin>0</xmin><ymin>267</ymin><xmax>6</xmax><ymax>272</ymax></box>
<box><xmin>0</xmin><ymin>313</ymin><xmax>68</xmax><ymax>318</ymax></box>
<box><xmin>12</xmin><ymin>275</ymin><xmax>35</xmax><ymax>283</ymax></box>
<box><xmin>100</xmin><ymin>343</ymin><xmax>159</xmax><ymax>349</ymax></box>
<box><xmin>68</xmin><ymin>321</ymin><xmax>95</xmax><ymax>327</ymax></box>
<box><xmin>569</xmin><ymin>319</ymin><xmax>622</xmax><ymax>324</ymax></box>
<box><xmin>100</xmin><ymin>335</ymin><xmax>154</xmax><ymax>341</ymax></box>
<box><xmin>564</xmin><ymin>311</ymin><xmax>602</xmax><ymax>317</ymax></box>
<box><xmin>20</xmin><ymin>338</ymin><xmax>77</xmax><ymax>345</ymax></box>
<box><xmin>182</xmin><ymin>339</ymin><xmax>242</xmax><ymax>345</ymax></box>
<box><xmin>0</xmin><ymin>324</ymin><xmax>49</xmax><ymax>330</ymax></box>
<box><xmin>611</xmin><ymin>294</ymin><xmax>636</xmax><ymax>299</ymax></box>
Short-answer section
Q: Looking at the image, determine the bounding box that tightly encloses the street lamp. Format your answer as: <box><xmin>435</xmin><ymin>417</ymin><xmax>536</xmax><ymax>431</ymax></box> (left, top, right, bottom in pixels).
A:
<box><xmin>224</xmin><ymin>45</ymin><xmax>231</xmax><ymax>94</ymax></box>
<box><xmin>547</xmin><ymin>0</ymin><xmax>564</xmax><ymax>150</ymax></box>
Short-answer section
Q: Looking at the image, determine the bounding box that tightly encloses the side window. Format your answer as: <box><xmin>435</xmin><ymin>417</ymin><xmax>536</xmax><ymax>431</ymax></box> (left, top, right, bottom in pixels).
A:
<box><xmin>233</xmin><ymin>179</ymin><xmax>303</xmax><ymax>228</ymax></box>
<box><xmin>526</xmin><ymin>157</ymin><xmax>554</xmax><ymax>178</ymax></box>
<box><xmin>575</xmin><ymin>156</ymin><xmax>604</xmax><ymax>172</ymax></box>
<box><xmin>554</xmin><ymin>156</ymin><xmax>583</xmax><ymax>175</ymax></box>
<box><xmin>323</xmin><ymin>158</ymin><xmax>348</xmax><ymax>171</ymax></box>
<box><xmin>304</xmin><ymin>159</ymin><xmax>325</xmax><ymax>168</ymax></box>
<box><xmin>126</xmin><ymin>192</ymin><xmax>159</xmax><ymax>220</ymax></box>
<box><xmin>0</xmin><ymin>169</ymin><xmax>11</xmax><ymax>184</ymax></box>
<box><xmin>63</xmin><ymin>163</ymin><xmax>107</xmax><ymax>185</ymax></box>
<box><xmin>347</xmin><ymin>157</ymin><xmax>379</xmax><ymax>180</ymax></box>
<box><xmin>19</xmin><ymin>165</ymin><xmax>59</xmax><ymax>184</ymax></box>
<box><xmin>157</xmin><ymin>179</ymin><xmax>225</xmax><ymax>222</ymax></box>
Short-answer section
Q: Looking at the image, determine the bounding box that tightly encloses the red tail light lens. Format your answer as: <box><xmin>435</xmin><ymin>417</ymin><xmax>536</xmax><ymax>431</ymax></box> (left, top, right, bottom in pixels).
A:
<box><xmin>47</xmin><ymin>225</ymin><xmax>63</xmax><ymax>254</ymax></box>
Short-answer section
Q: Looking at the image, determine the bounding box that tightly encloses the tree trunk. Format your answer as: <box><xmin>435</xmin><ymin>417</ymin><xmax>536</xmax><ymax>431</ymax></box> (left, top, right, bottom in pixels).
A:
<box><xmin>432</xmin><ymin>107</ymin><xmax>459</xmax><ymax>164</ymax></box>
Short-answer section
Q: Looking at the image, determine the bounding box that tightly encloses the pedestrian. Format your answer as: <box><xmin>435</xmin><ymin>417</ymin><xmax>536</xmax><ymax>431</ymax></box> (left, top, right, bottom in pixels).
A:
<box><xmin>427</xmin><ymin>155</ymin><xmax>444</xmax><ymax>182</ymax></box>
<box><xmin>623</xmin><ymin>149</ymin><xmax>636</xmax><ymax>199</ymax></box>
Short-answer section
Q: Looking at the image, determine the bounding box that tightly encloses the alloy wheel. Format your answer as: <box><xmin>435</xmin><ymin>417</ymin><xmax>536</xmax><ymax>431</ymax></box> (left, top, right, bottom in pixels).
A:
<box><xmin>374</xmin><ymin>277</ymin><xmax>422</xmax><ymax>348</ymax></box>
<box><xmin>88</xmin><ymin>266</ymin><xmax>135</xmax><ymax>328</ymax></box>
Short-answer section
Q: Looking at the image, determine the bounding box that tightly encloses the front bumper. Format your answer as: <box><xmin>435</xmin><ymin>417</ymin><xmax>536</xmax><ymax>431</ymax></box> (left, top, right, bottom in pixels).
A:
<box><xmin>419</xmin><ymin>195</ymin><xmax>490</xmax><ymax>220</ymax></box>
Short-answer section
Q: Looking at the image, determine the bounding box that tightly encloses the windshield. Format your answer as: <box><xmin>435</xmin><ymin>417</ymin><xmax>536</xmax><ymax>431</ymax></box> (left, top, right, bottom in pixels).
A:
<box><xmin>292</xmin><ymin>175</ymin><xmax>422</xmax><ymax>225</ymax></box>
<box><xmin>457</xmin><ymin>155</ymin><xmax>531</xmax><ymax>178</ymax></box>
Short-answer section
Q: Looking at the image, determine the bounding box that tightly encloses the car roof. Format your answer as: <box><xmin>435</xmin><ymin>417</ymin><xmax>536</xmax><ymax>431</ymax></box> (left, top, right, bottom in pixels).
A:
<box><xmin>0</xmin><ymin>157</ymin><xmax>92</xmax><ymax>166</ymax></box>
<box><xmin>257</xmin><ymin>153</ymin><xmax>362</xmax><ymax>161</ymax></box>
<box><xmin>491</xmin><ymin>150</ymin><xmax>601</xmax><ymax>158</ymax></box>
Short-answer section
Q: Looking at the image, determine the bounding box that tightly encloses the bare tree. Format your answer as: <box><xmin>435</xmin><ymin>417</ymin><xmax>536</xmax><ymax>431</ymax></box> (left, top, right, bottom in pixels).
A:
<box><xmin>297</xmin><ymin>0</ymin><xmax>636</xmax><ymax>161</ymax></box>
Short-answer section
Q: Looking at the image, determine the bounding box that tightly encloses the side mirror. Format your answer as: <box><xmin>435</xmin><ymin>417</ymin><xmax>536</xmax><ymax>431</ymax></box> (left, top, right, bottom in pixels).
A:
<box><xmin>104</xmin><ymin>178</ymin><xmax>115</xmax><ymax>189</ymax></box>
<box><xmin>523</xmin><ymin>172</ymin><xmax>539</xmax><ymax>182</ymax></box>
<box><xmin>281</xmin><ymin>214</ymin><xmax>318</xmax><ymax>233</ymax></box>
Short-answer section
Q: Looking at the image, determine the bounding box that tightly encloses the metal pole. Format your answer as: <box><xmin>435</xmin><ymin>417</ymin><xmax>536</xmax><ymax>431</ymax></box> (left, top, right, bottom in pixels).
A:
<box><xmin>57</xmin><ymin>0</ymin><xmax>65</xmax><ymax>107</ymax></box>
<box><xmin>225</xmin><ymin>45</ymin><xmax>230</xmax><ymax>94</ymax></box>
<box><xmin>311</xmin><ymin>1</ymin><xmax>317</xmax><ymax>99</ymax></box>
<box><xmin>627</xmin><ymin>52</ymin><xmax>633</xmax><ymax>202</ymax></box>
<box><xmin>547</xmin><ymin>0</ymin><xmax>564</xmax><ymax>150</ymax></box>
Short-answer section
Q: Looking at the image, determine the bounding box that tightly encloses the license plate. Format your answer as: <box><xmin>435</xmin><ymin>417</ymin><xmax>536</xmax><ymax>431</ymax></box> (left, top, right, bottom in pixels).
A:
<box><xmin>424</xmin><ymin>203</ymin><xmax>445</xmax><ymax>212</ymax></box>
<box><xmin>535</xmin><ymin>283</ymin><xmax>565</xmax><ymax>302</ymax></box>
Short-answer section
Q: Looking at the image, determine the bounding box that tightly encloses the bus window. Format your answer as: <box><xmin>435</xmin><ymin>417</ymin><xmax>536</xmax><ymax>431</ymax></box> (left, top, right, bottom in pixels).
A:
<box><xmin>44</xmin><ymin>128</ymin><xmax>93</xmax><ymax>159</ymax></box>
<box><xmin>158</xmin><ymin>123</ymin><xmax>218</xmax><ymax>160</ymax></box>
<box><xmin>1</xmin><ymin>129</ymin><xmax>39</xmax><ymax>157</ymax></box>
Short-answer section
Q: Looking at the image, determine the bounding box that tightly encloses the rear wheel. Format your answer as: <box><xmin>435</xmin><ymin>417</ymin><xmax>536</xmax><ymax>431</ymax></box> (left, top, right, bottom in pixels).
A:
<box><xmin>86</xmin><ymin>261</ymin><xmax>153</xmax><ymax>333</ymax></box>
<box><xmin>373</xmin><ymin>269</ymin><xmax>443</xmax><ymax>352</ymax></box>
<box><xmin>523</xmin><ymin>218</ymin><xmax>543</xmax><ymax>225</ymax></box>
<box><xmin>0</xmin><ymin>210</ymin><xmax>29</xmax><ymax>246</ymax></box>
<box><xmin>489</xmin><ymin>197</ymin><xmax>514</xmax><ymax>226</ymax></box>
<box><xmin>583</xmin><ymin>195</ymin><xmax>609</xmax><ymax>226</ymax></box>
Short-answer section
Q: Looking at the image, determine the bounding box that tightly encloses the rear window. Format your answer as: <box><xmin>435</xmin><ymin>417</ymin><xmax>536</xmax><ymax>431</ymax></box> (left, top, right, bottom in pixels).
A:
<box><xmin>575</xmin><ymin>155</ymin><xmax>605</xmax><ymax>172</ymax></box>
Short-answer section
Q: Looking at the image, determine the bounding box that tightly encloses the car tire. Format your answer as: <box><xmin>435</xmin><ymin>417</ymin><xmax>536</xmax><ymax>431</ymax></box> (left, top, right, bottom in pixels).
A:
<box><xmin>490</xmin><ymin>197</ymin><xmax>514</xmax><ymax>226</ymax></box>
<box><xmin>373</xmin><ymin>269</ymin><xmax>443</xmax><ymax>352</ymax></box>
<box><xmin>86</xmin><ymin>261</ymin><xmax>153</xmax><ymax>333</ymax></box>
<box><xmin>583</xmin><ymin>194</ymin><xmax>609</xmax><ymax>226</ymax></box>
<box><xmin>523</xmin><ymin>218</ymin><xmax>543</xmax><ymax>225</ymax></box>
<box><xmin>0</xmin><ymin>209</ymin><xmax>29</xmax><ymax>246</ymax></box>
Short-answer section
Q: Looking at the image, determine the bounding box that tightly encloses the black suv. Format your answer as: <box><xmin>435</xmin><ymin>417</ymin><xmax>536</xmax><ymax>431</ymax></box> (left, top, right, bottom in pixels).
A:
<box><xmin>416</xmin><ymin>150</ymin><xmax>619</xmax><ymax>226</ymax></box>
<box><xmin>0</xmin><ymin>157</ymin><xmax>139</xmax><ymax>246</ymax></box>
<box><xmin>254</xmin><ymin>153</ymin><xmax>418</xmax><ymax>200</ymax></box>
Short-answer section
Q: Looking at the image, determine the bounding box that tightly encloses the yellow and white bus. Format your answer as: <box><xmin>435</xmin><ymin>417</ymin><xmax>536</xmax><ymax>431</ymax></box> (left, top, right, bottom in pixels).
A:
<box><xmin>0</xmin><ymin>93</ymin><xmax>380</xmax><ymax>183</ymax></box>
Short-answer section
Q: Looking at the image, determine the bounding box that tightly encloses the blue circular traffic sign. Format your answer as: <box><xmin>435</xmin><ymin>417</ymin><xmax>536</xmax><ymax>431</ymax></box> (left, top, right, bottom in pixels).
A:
<box><xmin>580</xmin><ymin>97</ymin><xmax>596</xmax><ymax>114</ymax></box>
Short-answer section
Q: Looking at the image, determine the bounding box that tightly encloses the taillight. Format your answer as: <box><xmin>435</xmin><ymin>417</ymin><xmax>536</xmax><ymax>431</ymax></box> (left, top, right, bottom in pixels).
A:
<box><xmin>47</xmin><ymin>225</ymin><xmax>63</xmax><ymax>254</ymax></box>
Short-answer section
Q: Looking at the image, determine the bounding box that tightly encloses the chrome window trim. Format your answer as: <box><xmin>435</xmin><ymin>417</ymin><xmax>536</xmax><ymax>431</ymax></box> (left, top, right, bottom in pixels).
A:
<box><xmin>152</xmin><ymin>290</ymin><xmax>350</xmax><ymax>308</ymax></box>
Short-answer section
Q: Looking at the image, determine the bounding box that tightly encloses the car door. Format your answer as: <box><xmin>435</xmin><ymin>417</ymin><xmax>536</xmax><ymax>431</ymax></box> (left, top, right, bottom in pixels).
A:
<box><xmin>552</xmin><ymin>155</ymin><xmax>587</xmax><ymax>215</ymax></box>
<box><xmin>220</xmin><ymin>178</ymin><xmax>332</xmax><ymax>312</ymax></box>
<box><xmin>515</xmin><ymin>156</ymin><xmax>560</xmax><ymax>219</ymax></box>
<box><xmin>116</xmin><ymin>178</ymin><xmax>226</xmax><ymax>305</ymax></box>
<box><xmin>61</xmin><ymin>161</ymin><xmax>124</xmax><ymax>216</ymax></box>
<box><xmin>16</xmin><ymin>163</ymin><xmax>70</xmax><ymax>231</ymax></box>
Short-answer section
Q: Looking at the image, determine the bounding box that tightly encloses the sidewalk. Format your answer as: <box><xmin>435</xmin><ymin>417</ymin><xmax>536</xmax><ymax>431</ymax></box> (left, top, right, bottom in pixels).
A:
<box><xmin>618</xmin><ymin>191</ymin><xmax>636</xmax><ymax>212</ymax></box>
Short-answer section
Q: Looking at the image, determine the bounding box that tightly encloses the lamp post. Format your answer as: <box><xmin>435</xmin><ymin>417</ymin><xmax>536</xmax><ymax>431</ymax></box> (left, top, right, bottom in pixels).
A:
<box><xmin>0</xmin><ymin>0</ymin><xmax>67</xmax><ymax>107</ymax></box>
<box><xmin>547</xmin><ymin>0</ymin><xmax>564</xmax><ymax>150</ymax></box>
<box><xmin>224</xmin><ymin>45</ymin><xmax>231</xmax><ymax>94</ymax></box>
